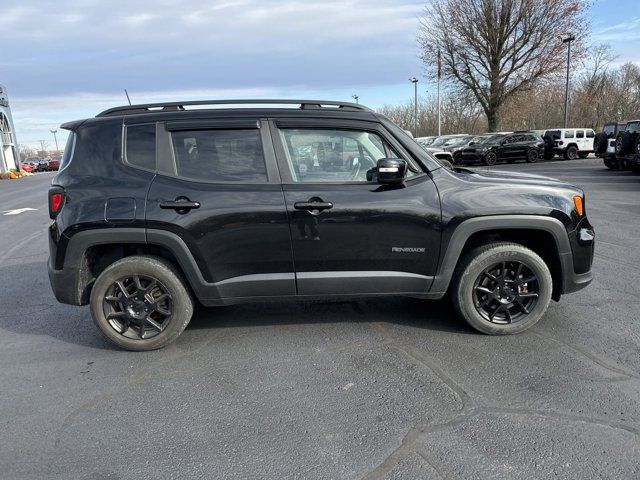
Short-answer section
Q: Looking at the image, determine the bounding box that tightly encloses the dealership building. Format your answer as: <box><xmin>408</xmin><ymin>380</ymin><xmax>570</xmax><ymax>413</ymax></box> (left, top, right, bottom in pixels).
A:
<box><xmin>0</xmin><ymin>84</ymin><xmax>19</xmax><ymax>173</ymax></box>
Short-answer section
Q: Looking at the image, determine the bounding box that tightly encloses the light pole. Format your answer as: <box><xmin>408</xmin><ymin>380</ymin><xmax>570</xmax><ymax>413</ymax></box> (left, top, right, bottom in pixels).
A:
<box><xmin>50</xmin><ymin>129</ymin><xmax>59</xmax><ymax>152</ymax></box>
<box><xmin>352</xmin><ymin>94</ymin><xmax>359</xmax><ymax>104</ymax></box>
<box><xmin>562</xmin><ymin>34</ymin><xmax>575</xmax><ymax>129</ymax></box>
<box><xmin>409</xmin><ymin>77</ymin><xmax>418</xmax><ymax>135</ymax></box>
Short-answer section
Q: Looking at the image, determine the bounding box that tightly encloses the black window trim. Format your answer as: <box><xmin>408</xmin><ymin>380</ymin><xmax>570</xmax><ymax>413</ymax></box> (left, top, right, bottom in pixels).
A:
<box><xmin>269</xmin><ymin>118</ymin><xmax>427</xmax><ymax>185</ymax></box>
<box><xmin>122</xmin><ymin>121</ymin><xmax>158</xmax><ymax>173</ymax></box>
<box><xmin>158</xmin><ymin>121</ymin><xmax>277</xmax><ymax>185</ymax></box>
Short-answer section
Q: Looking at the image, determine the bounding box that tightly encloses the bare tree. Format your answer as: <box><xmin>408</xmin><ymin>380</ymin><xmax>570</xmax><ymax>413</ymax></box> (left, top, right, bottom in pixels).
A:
<box><xmin>419</xmin><ymin>0</ymin><xmax>590</xmax><ymax>131</ymax></box>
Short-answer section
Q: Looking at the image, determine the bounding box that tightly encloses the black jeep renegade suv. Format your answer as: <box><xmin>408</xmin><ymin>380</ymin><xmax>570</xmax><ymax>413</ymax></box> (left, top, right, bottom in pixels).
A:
<box><xmin>48</xmin><ymin>100</ymin><xmax>594</xmax><ymax>351</ymax></box>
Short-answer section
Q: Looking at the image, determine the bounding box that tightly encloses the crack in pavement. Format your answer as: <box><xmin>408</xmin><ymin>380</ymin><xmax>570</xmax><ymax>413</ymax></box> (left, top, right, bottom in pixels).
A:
<box><xmin>533</xmin><ymin>330</ymin><xmax>640</xmax><ymax>380</ymax></box>
<box><xmin>360</xmin><ymin>321</ymin><xmax>640</xmax><ymax>480</ymax></box>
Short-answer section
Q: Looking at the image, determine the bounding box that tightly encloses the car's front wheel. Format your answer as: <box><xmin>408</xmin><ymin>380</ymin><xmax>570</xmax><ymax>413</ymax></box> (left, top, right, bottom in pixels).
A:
<box><xmin>452</xmin><ymin>242</ymin><xmax>552</xmax><ymax>335</ymax></box>
<box><xmin>90</xmin><ymin>255</ymin><xmax>194</xmax><ymax>351</ymax></box>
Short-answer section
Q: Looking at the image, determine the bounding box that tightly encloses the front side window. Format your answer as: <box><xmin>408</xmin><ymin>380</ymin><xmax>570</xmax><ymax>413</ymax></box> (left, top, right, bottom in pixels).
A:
<box><xmin>278</xmin><ymin>128</ymin><xmax>405</xmax><ymax>183</ymax></box>
<box><xmin>171</xmin><ymin>129</ymin><xmax>266</xmax><ymax>183</ymax></box>
<box><xmin>126</xmin><ymin>124</ymin><xmax>156</xmax><ymax>170</ymax></box>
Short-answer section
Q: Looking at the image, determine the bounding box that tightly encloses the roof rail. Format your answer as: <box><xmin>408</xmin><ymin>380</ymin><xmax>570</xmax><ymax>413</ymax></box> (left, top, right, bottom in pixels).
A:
<box><xmin>96</xmin><ymin>99</ymin><xmax>372</xmax><ymax>117</ymax></box>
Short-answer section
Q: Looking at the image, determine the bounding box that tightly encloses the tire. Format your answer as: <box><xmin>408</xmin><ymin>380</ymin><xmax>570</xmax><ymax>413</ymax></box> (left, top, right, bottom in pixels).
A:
<box><xmin>577</xmin><ymin>152</ymin><xmax>589</xmax><ymax>159</ymax></box>
<box><xmin>483</xmin><ymin>151</ymin><xmax>498</xmax><ymax>166</ymax></box>
<box><xmin>526</xmin><ymin>149</ymin><xmax>539</xmax><ymax>163</ymax></box>
<box><xmin>90</xmin><ymin>255</ymin><xmax>194</xmax><ymax>351</ymax></box>
<box><xmin>451</xmin><ymin>242</ymin><xmax>552</xmax><ymax>335</ymax></box>
<box><xmin>615</xmin><ymin>132</ymin><xmax>630</xmax><ymax>155</ymax></box>
<box><xmin>593</xmin><ymin>132</ymin><xmax>607</xmax><ymax>155</ymax></box>
<box><xmin>604</xmin><ymin>158</ymin><xmax>619</xmax><ymax>170</ymax></box>
<box><xmin>564</xmin><ymin>145</ymin><xmax>578</xmax><ymax>160</ymax></box>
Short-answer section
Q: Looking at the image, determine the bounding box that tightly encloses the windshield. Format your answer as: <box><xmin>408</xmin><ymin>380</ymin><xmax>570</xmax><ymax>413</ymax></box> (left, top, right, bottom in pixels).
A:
<box><xmin>431</xmin><ymin>136</ymin><xmax>459</xmax><ymax>147</ymax></box>
<box><xmin>447</xmin><ymin>135</ymin><xmax>474</xmax><ymax>146</ymax></box>
<box><xmin>484</xmin><ymin>135</ymin><xmax>506</xmax><ymax>145</ymax></box>
<box><xmin>417</xmin><ymin>137</ymin><xmax>436</xmax><ymax>146</ymax></box>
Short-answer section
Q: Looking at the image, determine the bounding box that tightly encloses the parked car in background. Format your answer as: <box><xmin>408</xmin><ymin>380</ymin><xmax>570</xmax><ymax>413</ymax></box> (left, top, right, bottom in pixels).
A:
<box><xmin>461</xmin><ymin>132</ymin><xmax>543</xmax><ymax>165</ymax></box>
<box><xmin>594</xmin><ymin>122</ymin><xmax>627</xmax><ymax>169</ymax></box>
<box><xmin>20</xmin><ymin>162</ymin><xmax>34</xmax><ymax>173</ymax></box>
<box><xmin>24</xmin><ymin>156</ymin><xmax>44</xmax><ymax>172</ymax></box>
<box><xmin>445</xmin><ymin>134</ymin><xmax>495</xmax><ymax>164</ymax></box>
<box><xmin>47</xmin><ymin>156</ymin><xmax>61</xmax><ymax>171</ymax></box>
<box><xmin>543</xmin><ymin>129</ymin><xmax>595</xmax><ymax>160</ymax></box>
<box><xmin>614</xmin><ymin>120</ymin><xmax>640</xmax><ymax>173</ymax></box>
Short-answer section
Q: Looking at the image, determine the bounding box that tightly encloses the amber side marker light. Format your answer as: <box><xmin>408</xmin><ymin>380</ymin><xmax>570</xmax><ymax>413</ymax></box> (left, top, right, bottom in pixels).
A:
<box><xmin>573</xmin><ymin>195</ymin><xmax>584</xmax><ymax>217</ymax></box>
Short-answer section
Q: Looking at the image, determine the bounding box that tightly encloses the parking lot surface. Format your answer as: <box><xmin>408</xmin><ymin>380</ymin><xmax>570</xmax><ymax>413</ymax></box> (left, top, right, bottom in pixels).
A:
<box><xmin>1</xmin><ymin>159</ymin><xmax>639</xmax><ymax>479</ymax></box>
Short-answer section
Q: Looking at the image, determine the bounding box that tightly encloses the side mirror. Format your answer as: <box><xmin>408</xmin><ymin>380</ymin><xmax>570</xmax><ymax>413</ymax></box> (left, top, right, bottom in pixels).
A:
<box><xmin>375</xmin><ymin>158</ymin><xmax>407</xmax><ymax>185</ymax></box>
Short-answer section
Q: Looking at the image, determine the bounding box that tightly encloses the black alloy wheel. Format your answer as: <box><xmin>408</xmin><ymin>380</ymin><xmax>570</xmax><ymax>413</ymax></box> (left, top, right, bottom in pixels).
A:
<box><xmin>102</xmin><ymin>274</ymin><xmax>173</xmax><ymax>340</ymax></box>
<box><xmin>526</xmin><ymin>149</ymin><xmax>539</xmax><ymax>163</ymax></box>
<box><xmin>472</xmin><ymin>260</ymin><xmax>539</xmax><ymax>324</ymax></box>
<box><xmin>484</xmin><ymin>151</ymin><xmax>498</xmax><ymax>166</ymax></box>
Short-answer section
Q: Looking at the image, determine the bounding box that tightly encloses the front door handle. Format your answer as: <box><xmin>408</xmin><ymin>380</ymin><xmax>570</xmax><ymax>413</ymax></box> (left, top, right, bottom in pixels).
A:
<box><xmin>159</xmin><ymin>199</ymin><xmax>200</xmax><ymax>213</ymax></box>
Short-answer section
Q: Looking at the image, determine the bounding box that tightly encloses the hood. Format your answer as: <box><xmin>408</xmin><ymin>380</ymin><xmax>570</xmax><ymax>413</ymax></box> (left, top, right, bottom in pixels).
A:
<box><xmin>461</xmin><ymin>168</ymin><xmax>571</xmax><ymax>187</ymax></box>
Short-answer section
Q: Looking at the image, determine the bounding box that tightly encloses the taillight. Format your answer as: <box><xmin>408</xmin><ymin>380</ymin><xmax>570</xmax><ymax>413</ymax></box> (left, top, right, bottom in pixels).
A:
<box><xmin>49</xmin><ymin>187</ymin><xmax>65</xmax><ymax>219</ymax></box>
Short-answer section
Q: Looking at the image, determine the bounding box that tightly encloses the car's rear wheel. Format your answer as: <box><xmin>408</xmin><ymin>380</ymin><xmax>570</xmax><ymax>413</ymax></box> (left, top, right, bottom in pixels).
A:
<box><xmin>483</xmin><ymin>152</ymin><xmax>498</xmax><ymax>166</ymax></box>
<box><xmin>604</xmin><ymin>158</ymin><xmax>619</xmax><ymax>170</ymax></box>
<box><xmin>564</xmin><ymin>145</ymin><xmax>578</xmax><ymax>160</ymax></box>
<box><xmin>526</xmin><ymin>149</ymin><xmax>539</xmax><ymax>163</ymax></box>
<box><xmin>90</xmin><ymin>255</ymin><xmax>193</xmax><ymax>351</ymax></box>
<box><xmin>452</xmin><ymin>242</ymin><xmax>552</xmax><ymax>335</ymax></box>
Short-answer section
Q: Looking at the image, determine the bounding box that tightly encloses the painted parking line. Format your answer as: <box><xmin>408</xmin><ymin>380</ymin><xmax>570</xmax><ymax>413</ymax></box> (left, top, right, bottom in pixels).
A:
<box><xmin>2</xmin><ymin>208</ymin><xmax>37</xmax><ymax>216</ymax></box>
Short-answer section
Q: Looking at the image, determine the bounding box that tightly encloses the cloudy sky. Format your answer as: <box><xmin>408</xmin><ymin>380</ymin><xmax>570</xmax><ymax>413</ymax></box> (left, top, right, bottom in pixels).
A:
<box><xmin>1</xmin><ymin>0</ymin><xmax>639</xmax><ymax>148</ymax></box>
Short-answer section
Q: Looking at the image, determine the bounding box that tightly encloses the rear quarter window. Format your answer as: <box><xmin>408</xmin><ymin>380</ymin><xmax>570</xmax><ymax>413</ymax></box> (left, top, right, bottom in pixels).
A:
<box><xmin>58</xmin><ymin>133</ymin><xmax>76</xmax><ymax>171</ymax></box>
<box><xmin>125</xmin><ymin>124</ymin><xmax>156</xmax><ymax>171</ymax></box>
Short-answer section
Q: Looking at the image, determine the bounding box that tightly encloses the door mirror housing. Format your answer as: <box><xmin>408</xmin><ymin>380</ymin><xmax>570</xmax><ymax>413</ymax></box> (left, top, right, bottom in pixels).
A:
<box><xmin>375</xmin><ymin>158</ymin><xmax>407</xmax><ymax>185</ymax></box>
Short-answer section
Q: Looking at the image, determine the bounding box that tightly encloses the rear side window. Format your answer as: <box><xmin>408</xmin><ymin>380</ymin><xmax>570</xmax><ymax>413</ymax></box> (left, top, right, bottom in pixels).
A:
<box><xmin>586</xmin><ymin>130</ymin><xmax>595</xmax><ymax>138</ymax></box>
<box><xmin>126</xmin><ymin>124</ymin><xmax>156</xmax><ymax>170</ymax></box>
<box><xmin>576</xmin><ymin>130</ymin><xmax>584</xmax><ymax>139</ymax></box>
<box><xmin>58</xmin><ymin>132</ymin><xmax>76</xmax><ymax>171</ymax></box>
<box><xmin>603</xmin><ymin>124</ymin><xmax>615</xmax><ymax>137</ymax></box>
<box><xmin>564</xmin><ymin>130</ymin><xmax>574</xmax><ymax>139</ymax></box>
<box><xmin>171</xmin><ymin>129</ymin><xmax>267</xmax><ymax>183</ymax></box>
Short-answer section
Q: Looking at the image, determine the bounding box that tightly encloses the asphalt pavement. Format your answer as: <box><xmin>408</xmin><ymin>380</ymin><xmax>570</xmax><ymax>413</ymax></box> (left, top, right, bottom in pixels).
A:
<box><xmin>1</xmin><ymin>159</ymin><xmax>639</xmax><ymax>479</ymax></box>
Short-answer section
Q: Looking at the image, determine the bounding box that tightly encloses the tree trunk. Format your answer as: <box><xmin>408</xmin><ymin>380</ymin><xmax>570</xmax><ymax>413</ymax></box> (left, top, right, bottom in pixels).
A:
<box><xmin>486</xmin><ymin>107</ymin><xmax>499</xmax><ymax>132</ymax></box>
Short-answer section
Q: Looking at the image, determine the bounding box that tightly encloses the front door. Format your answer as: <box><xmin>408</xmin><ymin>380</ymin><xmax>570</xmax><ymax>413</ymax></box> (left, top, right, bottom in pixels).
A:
<box><xmin>270</xmin><ymin>119</ymin><xmax>441</xmax><ymax>295</ymax></box>
<box><xmin>145</xmin><ymin>119</ymin><xmax>295</xmax><ymax>303</ymax></box>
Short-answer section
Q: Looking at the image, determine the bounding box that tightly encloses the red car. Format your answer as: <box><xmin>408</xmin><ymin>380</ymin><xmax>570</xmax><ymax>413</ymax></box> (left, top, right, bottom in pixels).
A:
<box><xmin>47</xmin><ymin>157</ymin><xmax>61</xmax><ymax>170</ymax></box>
<box><xmin>20</xmin><ymin>162</ymin><xmax>35</xmax><ymax>173</ymax></box>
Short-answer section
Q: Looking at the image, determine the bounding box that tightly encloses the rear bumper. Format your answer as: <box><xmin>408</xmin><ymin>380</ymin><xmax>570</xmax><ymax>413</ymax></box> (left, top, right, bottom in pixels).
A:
<box><xmin>48</xmin><ymin>256</ymin><xmax>85</xmax><ymax>305</ymax></box>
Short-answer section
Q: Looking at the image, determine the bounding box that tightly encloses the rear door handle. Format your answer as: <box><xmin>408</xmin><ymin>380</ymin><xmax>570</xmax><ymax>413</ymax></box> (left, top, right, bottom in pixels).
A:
<box><xmin>159</xmin><ymin>200</ymin><xmax>200</xmax><ymax>211</ymax></box>
<box><xmin>294</xmin><ymin>202</ymin><xmax>333</xmax><ymax>211</ymax></box>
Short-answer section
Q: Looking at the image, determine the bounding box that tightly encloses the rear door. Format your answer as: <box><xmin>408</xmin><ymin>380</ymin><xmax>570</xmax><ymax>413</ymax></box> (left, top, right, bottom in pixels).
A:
<box><xmin>270</xmin><ymin>118</ymin><xmax>442</xmax><ymax>295</ymax></box>
<box><xmin>145</xmin><ymin>119</ymin><xmax>295</xmax><ymax>302</ymax></box>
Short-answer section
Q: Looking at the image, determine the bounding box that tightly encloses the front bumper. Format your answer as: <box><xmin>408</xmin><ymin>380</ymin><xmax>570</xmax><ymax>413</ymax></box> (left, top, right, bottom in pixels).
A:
<box><xmin>562</xmin><ymin>220</ymin><xmax>595</xmax><ymax>294</ymax></box>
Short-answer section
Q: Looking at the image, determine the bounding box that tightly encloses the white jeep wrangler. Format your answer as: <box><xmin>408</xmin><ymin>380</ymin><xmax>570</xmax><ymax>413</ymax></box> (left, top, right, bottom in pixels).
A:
<box><xmin>542</xmin><ymin>128</ymin><xmax>595</xmax><ymax>160</ymax></box>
